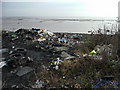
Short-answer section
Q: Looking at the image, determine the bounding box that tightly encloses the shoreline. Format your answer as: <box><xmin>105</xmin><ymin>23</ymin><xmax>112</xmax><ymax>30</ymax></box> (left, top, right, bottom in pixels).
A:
<box><xmin>1</xmin><ymin>29</ymin><xmax>118</xmax><ymax>35</ymax></box>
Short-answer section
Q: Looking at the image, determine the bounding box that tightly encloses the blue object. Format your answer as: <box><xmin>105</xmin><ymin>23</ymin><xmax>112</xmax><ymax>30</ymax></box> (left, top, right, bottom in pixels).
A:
<box><xmin>92</xmin><ymin>80</ymin><xmax>120</xmax><ymax>88</ymax></box>
<box><xmin>92</xmin><ymin>80</ymin><xmax>106</xmax><ymax>88</ymax></box>
<box><xmin>33</xmin><ymin>30</ymin><xmax>37</xmax><ymax>32</ymax></box>
<box><xmin>114</xmin><ymin>81</ymin><xmax>120</xmax><ymax>88</ymax></box>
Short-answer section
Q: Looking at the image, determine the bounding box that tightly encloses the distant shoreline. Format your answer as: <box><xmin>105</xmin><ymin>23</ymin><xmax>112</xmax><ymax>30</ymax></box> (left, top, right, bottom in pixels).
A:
<box><xmin>44</xmin><ymin>19</ymin><xmax>117</xmax><ymax>22</ymax></box>
<box><xmin>2</xmin><ymin>29</ymin><xmax>88</xmax><ymax>34</ymax></box>
<box><xmin>3</xmin><ymin>17</ymin><xmax>118</xmax><ymax>22</ymax></box>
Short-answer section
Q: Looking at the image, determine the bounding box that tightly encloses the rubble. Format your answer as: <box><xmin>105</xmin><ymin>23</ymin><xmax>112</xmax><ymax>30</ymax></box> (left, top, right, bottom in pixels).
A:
<box><xmin>0</xmin><ymin>61</ymin><xmax>6</xmax><ymax>68</ymax></box>
<box><xmin>32</xmin><ymin>80</ymin><xmax>45</xmax><ymax>88</ymax></box>
<box><xmin>37</xmin><ymin>38</ymin><xmax>46</xmax><ymax>42</ymax></box>
<box><xmin>7</xmin><ymin>51</ymin><xmax>33</xmax><ymax>68</ymax></box>
<box><xmin>50</xmin><ymin>58</ymin><xmax>63</xmax><ymax>70</ymax></box>
<box><xmin>92</xmin><ymin>76</ymin><xmax>120</xmax><ymax>88</ymax></box>
<box><xmin>61</xmin><ymin>51</ymin><xmax>75</xmax><ymax>60</ymax></box>
<box><xmin>9</xmin><ymin>48</ymin><xmax>27</xmax><ymax>55</ymax></box>
<box><xmin>44</xmin><ymin>29</ymin><xmax>54</xmax><ymax>36</ymax></box>
<box><xmin>11</xmin><ymin>85</ymin><xmax>19</xmax><ymax>88</ymax></box>
<box><xmin>93</xmin><ymin>55</ymin><xmax>103</xmax><ymax>60</ymax></box>
<box><xmin>16</xmin><ymin>66</ymin><xmax>33</xmax><ymax>76</ymax></box>
<box><xmin>54</xmin><ymin>58</ymin><xmax>62</xmax><ymax>65</ymax></box>
<box><xmin>2</xmin><ymin>28</ymin><xmax>119</xmax><ymax>88</ymax></box>
<box><xmin>94</xmin><ymin>44</ymin><xmax>113</xmax><ymax>56</ymax></box>
<box><xmin>0</xmin><ymin>49</ymin><xmax>9</xmax><ymax>54</ymax></box>
<box><xmin>54</xmin><ymin>47</ymin><xmax>68</xmax><ymax>52</ymax></box>
<box><xmin>90</xmin><ymin>50</ymin><xmax>97</xmax><ymax>55</ymax></box>
<box><xmin>58</xmin><ymin>37</ymin><xmax>68</xmax><ymax>43</ymax></box>
<box><xmin>14</xmin><ymin>48</ymin><xmax>27</xmax><ymax>55</ymax></box>
<box><xmin>84</xmin><ymin>44</ymin><xmax>114</xmax><ymax>60</ymax></box>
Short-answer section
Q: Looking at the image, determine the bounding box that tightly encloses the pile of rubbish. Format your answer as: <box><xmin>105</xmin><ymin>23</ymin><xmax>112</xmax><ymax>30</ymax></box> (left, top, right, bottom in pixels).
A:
<box><xmin>2</xmin><ymin>28</ymin><xmax>83</xmax><ymax>69</ymax></box>
<box><xmin>2</xmin><ymin>28</ymin><xmax>119</xmax><ymax>89</ymax></box>
<box><xmin>82</xmin><ymin>44</ymin><xmax>113</xmax><ymax>60</ymax></box>
<box><xmin>2</xmin><ymin>28</ymin><xmax>83</xmax><ymax>88</ymax></box>
<box><xmin>1</xmin><ymin>48</ymin><xmax>33</xmax><ymax>68</ymax></box>
<box><xmin>49</xmin><ymin>58</ymin><xmax>63</xmax><ymax>70</ymax></box>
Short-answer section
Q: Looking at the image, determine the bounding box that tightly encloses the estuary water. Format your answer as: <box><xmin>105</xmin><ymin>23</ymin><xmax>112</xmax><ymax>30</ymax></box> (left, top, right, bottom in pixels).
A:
<box><xmin>2</xmin><ymin>17</ymin><xmax>118</xmax><ymax>33</ymax></box>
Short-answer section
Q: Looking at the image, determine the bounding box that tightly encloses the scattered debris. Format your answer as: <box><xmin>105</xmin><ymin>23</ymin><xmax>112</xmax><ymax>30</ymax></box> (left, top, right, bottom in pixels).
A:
<box><xmin>0</xmin><ymin>61</ymin><xmax>6</xmax><ymax>68</ymax></box>
<box><xmin>37</xmin><ymin>38</ymin><xmax>46</xmax><ymax>42</ymax></box>
<box><xmin>55</xmin><ymin>65</ymin><xmax>59</xmax><ymax>70</ymax></box>
<box><xmin>90</xmin><ymin>50</ymin><xmax>97</xmax><ymax>55</ymax></box>
<box><xmin>16</xmin><ymin>66</ymin><xmax>33</xmax><ymax>76</ymax></box>
<box><xmin>0</xmin><ymin>49</ymin><xmax>9</xmax><ymax>54</ymax></box>
<box><xmin>58</xmin><ymin>38</ymin><xmax>68</xmax><ymax>43</ymax></box>
<box><xmin>11</xmin><ymin>85</ymin><xmax>19</xmax><ymax>88</ymax></box>
<box><xmin>32</xmin><ymin>80</ymin><xmax>45</xmax><ymax>88</ymax></box>
<box><xmin>54</xmin><ymin>58</ymin><xmax>62</xmax><ymax>65</ymax></box>
<box><xmin>2</xmin><ymin>28</ymin><xmax>119</xmax><ymax>88</ymax></box>
<box><xmin>61</xmin><ymin>51</ymin><xmax>75</xmax><ymax>60</ymax></box>
<box><xmin>50</xmin><ymin>58</ymin><xmax>63</xmax><ymax>70</ymax></box>
<box><xmin>94</xmin><ymin>44</ymin><xmax>113</xmax><ymax>56</ymax></box>
<box><xmin>14</xmin><ymin>48</ymin><xmax>27</xmax><ymax>55</ymax></box>
<box><xmin>92</xmin><ymin>76</ymin><xmax>120</xmax><ymax>88</ymax></box>
<box><xmin>54</xmin><ymin>47</ymin><xmax>68</xmax><ymax>52</ymax></box>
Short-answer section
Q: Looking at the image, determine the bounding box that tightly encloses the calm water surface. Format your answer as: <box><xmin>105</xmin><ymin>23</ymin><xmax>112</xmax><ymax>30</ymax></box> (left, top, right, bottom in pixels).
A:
<box><xmin>2</xmin><ymin>17</ymin><xmax>118</xmax><ymax>33</ymax></box>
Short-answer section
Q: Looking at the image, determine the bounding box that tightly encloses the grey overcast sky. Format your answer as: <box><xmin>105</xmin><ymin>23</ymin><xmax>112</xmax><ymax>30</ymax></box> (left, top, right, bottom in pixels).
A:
<box><xmin>2</xmin><ymin>0</ymin><xmax>120</xmax><ymax>17</ymax></box>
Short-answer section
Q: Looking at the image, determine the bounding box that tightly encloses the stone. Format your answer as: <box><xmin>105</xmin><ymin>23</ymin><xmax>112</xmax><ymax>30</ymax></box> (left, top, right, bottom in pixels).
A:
<box><xmin>16</xmin><ymin>66</ymin><xmax>33</xmax><ymax>76</ymax></box>
<box><xmin>61</xmin><ymin>52</ymin><xmax>75</xmax><ymax>60</ymax></box>
<box><xmin>54</xmin><ymin>47</ymin><xmax>68</xmax><ymax>51</ymax></box>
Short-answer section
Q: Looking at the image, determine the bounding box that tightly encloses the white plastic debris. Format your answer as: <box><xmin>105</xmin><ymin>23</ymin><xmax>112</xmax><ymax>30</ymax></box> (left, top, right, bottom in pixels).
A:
<box><xmin>55</xmin><ymin>65</ymin><xmax>59</xmax><ymax>70</ymax></box>
<box><xmin>44</xmin><ymin>29</ymin><xmax>54</xmax><ymax>36</ymax></box>
<box><xmin>90</xmin><ymin>50</ymin><xmax>97</xmax><ymax>54</ymax></box>
<box><xmin>12</xmin><ymin>46</ymin><xmax>15</xmax><ymax>49</ymax></box>
<box><xmin>63</xmin><ymin>76</ymin><xmax>65</xmax><ymax>79</ymax></box>
<box><xmin>54</xmin><ymin>58</ymin><xmax>62</xmax><ymax>65</ymax></box>
<box><xmin>32</xmin><ymin>80</ymin><xmax>45</xmax><ymax>88</ymax></box>
<box><xmin>37</xmin><ymin>38</ymin><xmax>46</xmax><ymax>42</ymax></box>
<box><xmin>0</xmin><ymin>61</ymin><xmax>6</xmax><ymax>68</ymax></box>
<box><xmin>47</xmin><ymin>31</ymin><xmax>54</xmax><ymax>36</ymax></box>
<box><xmin>88</xmin><ymin>54</ymin><xmax>92</xmax><ymax>57</ymax></box>
<box><xmin>9</xmin><ymin>51</ymin><xmax>13</xmax><ymax>54</ymax></box>
<box><xmin>83</xmin><ymin>54</ymin><xmax>88</xmax><ymax>57</ymax></box>
<box><xmin>11</xmin><ymin>84</ymin><xmax>19</xmax><ymax>88</ymax></box>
